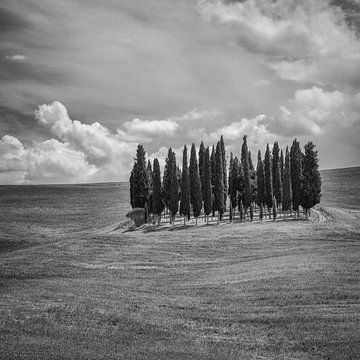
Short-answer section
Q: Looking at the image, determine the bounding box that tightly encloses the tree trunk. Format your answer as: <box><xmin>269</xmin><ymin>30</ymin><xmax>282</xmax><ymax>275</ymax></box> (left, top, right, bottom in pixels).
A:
<box><xmin>158</xmin><ymin>215</ymin><xmax>161</xmax><ymax>226</ymax></box>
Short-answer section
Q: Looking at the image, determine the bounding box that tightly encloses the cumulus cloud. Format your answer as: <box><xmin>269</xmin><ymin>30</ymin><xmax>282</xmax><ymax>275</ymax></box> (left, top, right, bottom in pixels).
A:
<box><xmin>270</xmin><ymin>86</ymin><xmax>360</xmax><ymax>136</ymax></box>
<box><xmin>123</xmin><ymin>118</ymin><xmax>179</xmax><ymax>139</ymax></box>
<box><xmin>198</xmin><ymin>0</ymin><xmax>360</xmax><ymax>88</ymax></box>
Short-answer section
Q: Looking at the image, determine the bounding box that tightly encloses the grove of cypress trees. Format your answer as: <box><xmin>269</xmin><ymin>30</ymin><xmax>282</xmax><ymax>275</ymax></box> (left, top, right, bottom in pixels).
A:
<box><xmin>256</xmin><ymin>150</ymin><xmax>265</xmax><ymax>214</ymax></box>
<box><xmin>290</xmin><ymin>139</ymin><xmax>302</xmax><ymax>216</ymax></box>
<box><xmin>132</xmin><ymin>144</ymin><xmax>149</xmax><ymax>211</ymax></box>
<box><xmin>203</xmin><ymin>146</ymin><xmax>212</xmax><ymax>224</ymax></box>
<box><xmin>189</xmin><ymin>143</ymin><xmax>202</xmax><ymax>225</ymax></box>
<box><xmin>180</xmin><ymin>145</ymin><xmax>190</xmax><ymax>224</ymax></box>
<box><xmin>152</xmin><ymin>158</ymin><xmax>164</xmax><ymax>225</ymax></box>
<box><xmin>301</xmin><ymin>142</ymin><xmax>322</xmax><ymax>218</ymax></box>
<box><xmin>198</xmin><ymin>141</ymin><xmax>206</xmax><ymax>203</ymax></box>
<box><xmin>214</xmin><ymin>141</ymin><xmax>224</xmax><ymax>222</ymax></box>
<box><xmin>264</xmin><ymin>144</ymin><xmax>273</xmax><ymax>218</ymax></box>
<box><xmin>169</xmin><ymin>149</ymin><xmax>178</xmax><ymax>224</ymax></box>
<box><xmin>282</xmin><ymin>147</ymin><xmax>292</xmax><ymax>215</ymax></box>
<box><xmin>272</xmin><ymin>142</ymin><xmax>283</xmax><ymax>208</ymax></box>
<box><xmin>241</xmin><ymin>136</ymin><xmax>252</xmax><ymax>216</ymax></box>
<box><xmin>220</xmin><ymin>135</ymin><xmax>227</xmax><ymax>212</ymax></box>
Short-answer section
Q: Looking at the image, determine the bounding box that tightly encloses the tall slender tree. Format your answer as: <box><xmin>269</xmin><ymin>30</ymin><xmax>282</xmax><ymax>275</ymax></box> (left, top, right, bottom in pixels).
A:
<box><xmin>180</xmin><ymin>145</ymin><xmax>190</xmax><ymax>224</ymax></box>
<box><xmin>198</xmin><ymin>141</ymin><xmax>206</xmax><ymax>203</ymax></box>
<box><xmin>214</xmin><ymin>141</ymin><xmax>224</xmax><ymax>222</ymax></box>
<box><xmin>256</xmin><ymin>150</ymin><xmax>265</xmax><ymax>213</ymax></box>
<box><xmin>237</xmin><ymin>160</ymin><xmax>244</xmax><ymax>219</ymax></box>
<box><xmin>280</xmin><ymin>149</ymin><xmax>284</xmax><ymax>184</ymax></box>
<box><xmin>153</xmin><ymin>158</ymin><xmax>165</xmax><ymax>225</ymax></box>
<box><xmin>241</xmin><ymin>136</ymin><xmax>252</xmax><ymax>216</ymax></box>
<box><xmin>169</xmin><ymin>149</ymin><xmax>178</xmax><ymax>224</ymax></box>
<box><xmin>228</xmin><ymin>153</ymin><xmax>239</xmax><ymax>221</ymax></box>
<box><xmin>203</xmin><ymin>147</ymin><xmax>212</xmax><ymax>223</ymax></box>
<box><xmin>282</xmin><ymin>147</ymin><xmax>292</xmax><ymax>214</ymax></box>
<box><xmin>301</xmin><ymin>142</ymin><xmax>322</xmax><ymax>218</ymax></box>
<box><xmin>290</xmin><ymin>139</ymin><xmax>302</xmax><ymax>216</ymax></box>
<box><xmin>272</xmin><ymin>142</ymin><xmax>283</xmax><ymax>208</ymax></box>
<box><xmin>162</xmin><ymin>148</ymin><xmax>173</xmax><ymax>211</ymax></box>
<box><xmin>264</xmin><ymin>144</ymin><xmax>273</xmax><ymax>218</ymax></box>
<box><xmin>132</xmin><ymin>144</ymin><xmax>149</xmax><ymax>213</ymax></box>
<box><xmin>189</xmin><ymin>143</ymin><xmax>202</xmax><ymax>225</ymax></box>
<box><xmin>248</xmin><ymin>150</ymin><xmax>255</xmax><ymax>172</ymax></box>
<box><xmin>147</xmin><ymin>160</ymin><xmax>153</xmax><ymax>219</ymax></box>
<box><xmin>220</xmin><ymin>135</ymin><xmax>227</xmax><ymax>212</ymax></box>
<box><xmin>210</xmin><ymin>145</ymin><xmax>216</xmax><ymax>217</ymax></box>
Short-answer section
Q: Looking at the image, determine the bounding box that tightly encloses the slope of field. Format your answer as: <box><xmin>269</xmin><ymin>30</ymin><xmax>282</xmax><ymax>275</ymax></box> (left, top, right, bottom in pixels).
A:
<box><xmin>1</xmin><ymin>208</ymin><xmax>359</xmax><ymax>359</ymax></box>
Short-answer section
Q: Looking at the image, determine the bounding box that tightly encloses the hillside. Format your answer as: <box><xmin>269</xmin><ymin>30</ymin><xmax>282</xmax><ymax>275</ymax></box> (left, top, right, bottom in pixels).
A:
<box><xmin>1</xmin><ymin>206</ymin><xmax>359</xmax><ymax>359</ymax></box>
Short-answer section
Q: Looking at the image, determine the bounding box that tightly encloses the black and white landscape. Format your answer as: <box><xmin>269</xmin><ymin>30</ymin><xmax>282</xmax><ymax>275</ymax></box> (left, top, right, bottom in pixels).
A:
<box><xmin>1</xmin><ymin>1</ymin><xmax>360</xmax><ymax>359</ymax></box>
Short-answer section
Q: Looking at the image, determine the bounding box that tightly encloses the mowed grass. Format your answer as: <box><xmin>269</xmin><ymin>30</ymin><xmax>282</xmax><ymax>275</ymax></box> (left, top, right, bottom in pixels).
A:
<box><xmin>0</xmin><ymin>207</ymin><xmax>359</xmax><ymax>360</ymax></box>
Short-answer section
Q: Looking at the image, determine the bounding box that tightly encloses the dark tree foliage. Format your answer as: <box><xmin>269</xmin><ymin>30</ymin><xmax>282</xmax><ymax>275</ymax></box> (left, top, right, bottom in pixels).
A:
<box><xmin>228</xmin><ymin>153</ymin><xmax>239</xmax><ymax>221</ymax></box>
<box><xmin>203</xmin><ymin>147</ymin><xmax>212</xmax><ymax>219</ymax></box>
<box><xmin>282</xmin><ymin>146</ymin><xmax>292</xmax><ymax>212</ymax></box>
<box><xmin>169</xmin><ymin>149</ymin><xmax>178</xmax><ymax>221</ymax></box>
<box><xmin>272</xmin><ymin>142</ymin><xmax>282</xmax><ymax>207</ymax></box>
<box><xmin>256</xmin><ymin>150</ymin><xmax>265</xmax><ymax>208</ymax></box>
<box><xmin>220</xmin><ymin>135</ymin><xmax>227</xmax><ymax>211</ymax></box>
<box><xmin>264</xmin><ymin>144</ymin><xmax>273</xmax><ymax>213</ymax></box>
<box><xmin>162</xmin><ymin>148</ymin><xmax>173</xmax><ymax>210</ymax></box>
<box><xmin>213</xmin><ymin>141</ymin><xmax>224</xmax><ymax>219</ymax></box>
<box><xmin>198</xmin><ymin>141</ymin><xmax>206</xmax><ymax>202</ymax></box>
<box><xmin>152</xmin><ymin>158</ymin><xmax>164</xmax><ymax>221</ymax></box>
<box><xmin>210</xmin><ymin>145</ymin><xmax>216</xmax><ymax>216</ymax></box>
<box><xmin>290</xmin><ymin>139</ymin><xmax>302</xmax><ymax>212</ymax></box>
<box><xmin>280</xmin><ymin>149</ymin><xmax>284</xmax><ymax>183</ymax></box>
<box><xmin>180</xmin><ymin>145</ymin><xmax>190</xmax><ymax>221</ymax></box>
<box><xmin>237</xmin><ymin>159</ymin><xmax>244</xmax><ymax>213</ymax></box>
<box><xmin>147</xmin><ymin>160</ymin><xmax>153</xmax><ymax>216</ymax></box>
<box><xmin>132</xmin><ymin>144</ymin><xmax>149</xmax><ymax>209</ymax></box>
<box><xmin>241</xmin><ymin>135</ymin><xmax>252</xmax><ymax>210</ymax></box>
<box><xmin>189</xmin><ymin>143</ymin><xmax>202</xmax><ymax>220</ymax></box>
<box><xmin>129</xmin><ymin>169</ymin><xmax>134</xmax><ymax>208</ymax></box>
<box><xmin>248</xmin><ymin>150</ymin><xmax>255</xmax><ymax>172</ymax></box>
<box><xmin>301</xmin><ymin>142</ymin><xmax>322</xmax><ymax>216</ymax></box>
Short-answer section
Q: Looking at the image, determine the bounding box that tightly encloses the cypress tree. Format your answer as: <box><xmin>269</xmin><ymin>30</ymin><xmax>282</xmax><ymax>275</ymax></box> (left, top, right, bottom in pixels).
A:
<box><xmin>180</xmin><ymin>145</ymin><xmax>190</xmax><ymax>224</ymax></box>
<box><xmin>264</xmin><ymin>144</ymin><xmax>273</xmax><ymax>218</ymax></box>
<box><xmin>214</xmin><ymin>141</ymin><xmax>224</xmax><ymax>222</ymax></box>
<box><xmin>162</xmin><ymin>148</ymin><xmax>173</xmax><ymax>211</ymax></box>
<box><xmin>272</xmin><ymin>142</ymin><xmax>283</xmax><ymax>208</ymax></box>
<box><xmin>248</xmin><ymin>150</ymin><xmax>255</xmax><ymax>172</ymax></box>
<box><xmin>237</xmin><ymin>160</ymin><xmax>244</xmax><ymax>219</ymax></box>
<box><xmin>241</xmin><ymin>136</ymin><xmax>252</xmax><ymax>215</ymax></box>
<box><xmin>210</xmin><ymin>145</ymin><xmax>216</xmax><ymax>217</ymax></box>
<box><xmin>280</xmin><ymin>149</ymin><xmax>284</xmax><ymax>184</ymax></box>
<box><xmin>129</xmin><ymin>169</ymin><xmax>135</xmax><ymax>208</ymax></box>
<box><xmin>169</xmin><ymin>149</ymin><xmax>178</xmax><ymax>224</ymax></box>
<box><xmin>220</xmin><ymin>135</ymin><xmax>227</xmax><ymax>212</ymax></box>
<box><xmin>203</xmin><ymin>146</ymin><xmax>212</xmax><ymax>223</ymax></box>
<box><xmin>152</xmin><ymin>158</ymin><xmax>164</xmax><ymax>225</ymax></box>
<box><xmin>290</xmin><ymin>139</ymin><xmax>302</xmax><ymax>216</ymax></box>
<box><xmin>189</xmin><ymin>143</ymin><xmax>202</xmax><ymax>224</ymax></box>
<box><xmin>198</xmin><ymin>141</ymin><xmax>206</xmax><ymax>202</ymax></box>
<box><xmin>300</xmin><ymin>142</ymin><xmax>322</xmax><ymax>218</ymax></box>
<box><xmin>228</xmin><ymin>153</ymin><xmax>239</xmax><ymax>221</ymax></box>
<box><xmin>147</xmin><ymin>160</ymin><xmax>153</xmax><ymax>219</ymax></box>
<box><xmin>282</xmin><ymin>147</ymin><xmax>292</xmax><ymax>215</ymax></box>
<box><xmin>132</xmin><ymin>144</ymin><xmax>149</xmax><ymax>212</ymax></box>
<box><xmin>256</xmin><ymin>150</ymin><xmax>265</xmax><ymax>212</ymax></box>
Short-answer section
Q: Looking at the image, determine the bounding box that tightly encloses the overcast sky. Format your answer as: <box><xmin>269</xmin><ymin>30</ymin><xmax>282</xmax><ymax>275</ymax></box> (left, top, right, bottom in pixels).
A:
<box><xmin>1</xmin><ymin>0</ymin><xmax>360</xmax><ymax>184</ymax></box>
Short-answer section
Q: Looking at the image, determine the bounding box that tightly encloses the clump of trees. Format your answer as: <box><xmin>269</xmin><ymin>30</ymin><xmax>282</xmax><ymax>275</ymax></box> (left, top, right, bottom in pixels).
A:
<box><xmin>129</xmin><ymin>136</ymin><xmax>321</xmax><ymax>226</ymax></box>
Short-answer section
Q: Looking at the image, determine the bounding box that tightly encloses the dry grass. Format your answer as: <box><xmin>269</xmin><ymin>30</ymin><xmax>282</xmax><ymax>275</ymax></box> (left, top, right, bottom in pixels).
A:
<box><xmin>0</xmin><ymin>207</ymin><xmax>359</xmax><ymax>359</ymax></box>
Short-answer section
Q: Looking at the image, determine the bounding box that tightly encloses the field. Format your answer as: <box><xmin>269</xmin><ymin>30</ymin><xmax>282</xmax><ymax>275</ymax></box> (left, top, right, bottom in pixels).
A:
<box><xmin>1</xmin><ymin>204</ymin><xmax>360</xmax><ymax>359</ymax></box>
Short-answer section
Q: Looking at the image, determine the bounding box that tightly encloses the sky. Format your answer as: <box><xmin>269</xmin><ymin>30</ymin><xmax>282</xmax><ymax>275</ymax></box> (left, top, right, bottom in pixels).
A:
<box><xmin>1</xmin><ymin>0</ymin><xmax>360</xmax><ymax>184</ymax></box>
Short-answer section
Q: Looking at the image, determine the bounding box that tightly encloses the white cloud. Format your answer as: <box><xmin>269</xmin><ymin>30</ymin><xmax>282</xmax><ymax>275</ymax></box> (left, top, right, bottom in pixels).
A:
<box><xmin>123</xmin><ymin>118</ymin><xmax>179</xmax><ymax>138</ymax></box>
<box><xmin>173</xmin><ymin>109</ymin><xmax>222</xmax><ymax>122</ymax></box>
<box><xmin>5</xmin><ymin>55</ymin><xmax>27</xmax><ymax>61</ymax></box>
<box><xmin>198</xmin><ymin>0</ymin><xmax>360</xmax><ymax>88</ymax></box>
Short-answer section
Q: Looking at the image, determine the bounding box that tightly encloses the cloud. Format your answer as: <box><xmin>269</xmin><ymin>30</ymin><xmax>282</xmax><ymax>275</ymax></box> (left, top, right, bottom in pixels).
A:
<box><xmin>198</xmin><ymin>0</ymin><xmax>360</xmax><ymax>88</ymax></box>
<box><xmin>5</xmin><ymin>54</ymin><xmax>27</xmax><ymax>61</ymax></box>
<box><xmin>123</xmin><ymin>118</ymin><xmax>179</xmax><ymax>139</ymax></box>
<box><xmin>270</xmin><ymin>86</ymin><xmax>360</xmax><ymax>136</ymax></box>
<box><xmin>173</xmin><ymin>109</ymin><xmax>222</xmax><ymax>122</ymax></box>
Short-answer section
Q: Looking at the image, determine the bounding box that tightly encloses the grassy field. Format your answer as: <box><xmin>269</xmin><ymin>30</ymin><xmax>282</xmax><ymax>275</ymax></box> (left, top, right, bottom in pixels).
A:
<box><xmin>1</xmin><ymin>207</ymin><xmax>359</xmax><ymax>359</ymax></box>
